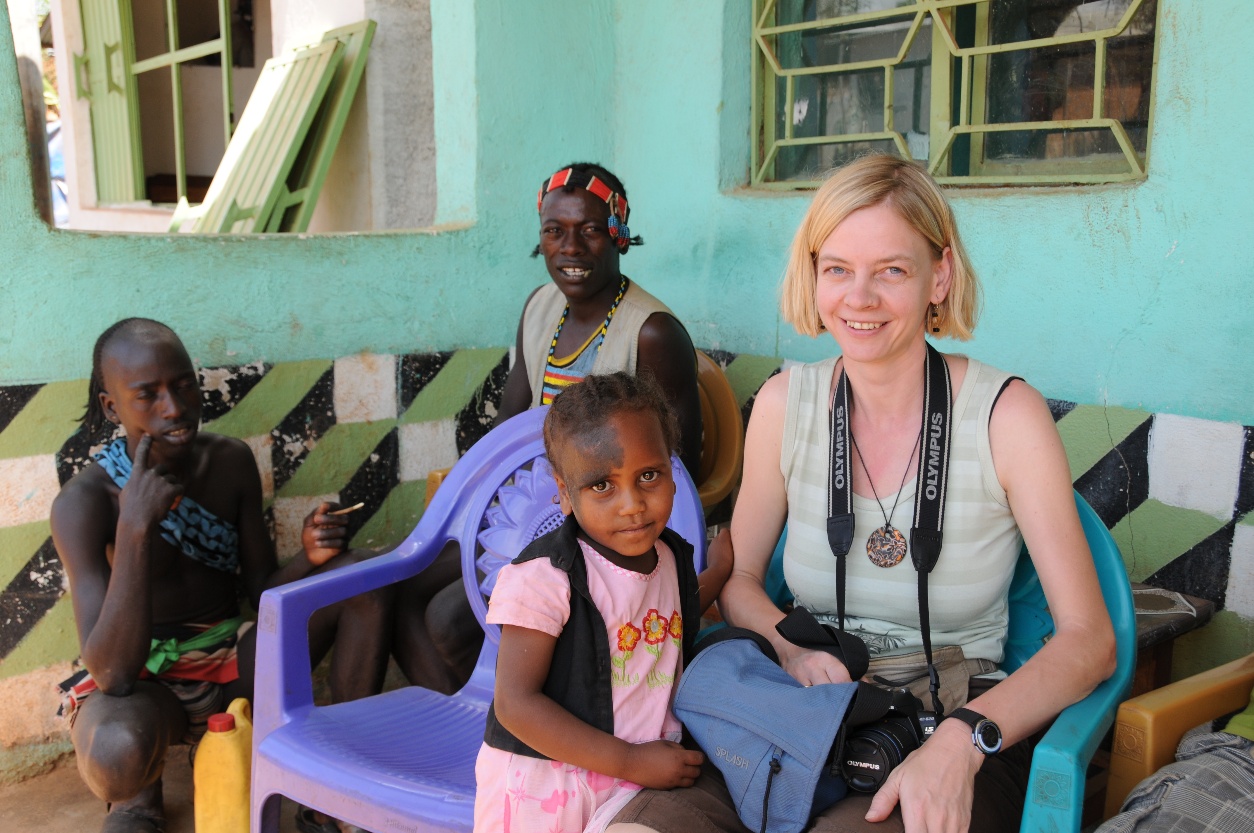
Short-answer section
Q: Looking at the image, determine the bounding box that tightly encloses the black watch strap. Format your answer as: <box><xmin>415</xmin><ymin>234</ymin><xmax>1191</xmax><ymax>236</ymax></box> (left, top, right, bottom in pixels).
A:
<box><xmin>948</xmin><ymin>707</ymin><xmax>1003</xmax><ymax>755</ymax></box>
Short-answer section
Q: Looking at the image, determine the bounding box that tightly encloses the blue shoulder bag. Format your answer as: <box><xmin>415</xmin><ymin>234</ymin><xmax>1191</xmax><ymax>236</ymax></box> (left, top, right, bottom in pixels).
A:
<box><xmin>675</xmin><ymin>609</ymin><xmax>904</xmax><ymax>833</ymax></box>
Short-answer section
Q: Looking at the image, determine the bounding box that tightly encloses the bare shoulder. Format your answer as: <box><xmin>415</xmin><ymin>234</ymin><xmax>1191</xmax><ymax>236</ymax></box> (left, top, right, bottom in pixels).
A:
<box><xmin>50</xmin><ymin>464</ymin><xmax>115</xmax><ymax>561</ymax></box>
<box><xmin>741</xmin><ymin>369</ymin><xmax>790</xmax><ymax>436</ymax></box>
<box><xmin>942</xmin><ymin>352</ymin><xmax>969</xmax><ymax>394</ymax></box>
<box><xmin>202</xmin><ymin>432</ymin><xmax>253</xmax><ymax>463</ymax></box>
<box><xmin>989</xmin><ymin>376</ymin><xmax>1052</xmax><ymax>429</ymax></box>
<box><xmin>753</xmin><ymin>367</ymin><xmax>791</xmax><ymax>408</ymax></box>
<box><xmin>198</xmin><ymin>433</ymin><xmax>262</xmax><ymax>494</ymax></box>
<box><xmin>52</xmin><ymin>462</ymin><xmax>113</xmax><ymax>519</ymax></box>
<box><xmin>637</xmin><ymin>311</ymin><xmax>694</xmax><ymax>353</ymax></box>
<box><xmin>988</xmin><ymin>376</ymin><xmax>1065</xmax><ymax>492</ymax></box>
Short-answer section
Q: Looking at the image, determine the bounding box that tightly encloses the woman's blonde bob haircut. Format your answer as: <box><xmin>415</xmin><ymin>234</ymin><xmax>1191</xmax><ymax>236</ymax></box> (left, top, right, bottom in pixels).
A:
<box><xmin>780</xmin><ymin>154</ymin><xmax>981</xmax><ymax>341</ymax></box>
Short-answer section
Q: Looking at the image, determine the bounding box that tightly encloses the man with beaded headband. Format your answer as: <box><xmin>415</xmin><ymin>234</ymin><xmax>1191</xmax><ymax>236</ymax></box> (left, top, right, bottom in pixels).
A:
<box><xmin>391</xmin><ymin>162</ymin><xmax>705</xmax><ymax>695</ymax></box>
<box><xmin>508</xmin><ymin>162</ymin><xmax>700</xmax><ymax>460</ymax></box>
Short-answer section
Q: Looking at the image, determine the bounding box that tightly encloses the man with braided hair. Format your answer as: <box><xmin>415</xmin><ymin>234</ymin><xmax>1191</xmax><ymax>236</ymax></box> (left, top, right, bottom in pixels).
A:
<box><xmin>52</xmin><ymin>319</ymin><xmax>391</xmax><ymax>833</ymax></box>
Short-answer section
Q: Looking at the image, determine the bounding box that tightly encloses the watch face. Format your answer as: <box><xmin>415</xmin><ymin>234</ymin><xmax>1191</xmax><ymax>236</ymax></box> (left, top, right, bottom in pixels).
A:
<box><xmin>975</xmin><ymin>720</ymin><xmax>1002</xmax><ymax>754</ymax></box>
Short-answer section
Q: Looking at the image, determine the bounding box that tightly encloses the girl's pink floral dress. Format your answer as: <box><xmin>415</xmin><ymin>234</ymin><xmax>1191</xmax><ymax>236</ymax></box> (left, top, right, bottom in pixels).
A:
<box><xmin>473</xmin><ymin>538</ymin><xmax>684</xmax><ymax>833</ymax></box>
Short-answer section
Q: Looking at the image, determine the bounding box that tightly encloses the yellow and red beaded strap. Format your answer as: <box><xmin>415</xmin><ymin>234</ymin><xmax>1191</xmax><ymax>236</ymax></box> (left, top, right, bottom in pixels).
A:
<box><xmin>537</xmin><ymin>168</ymin><xmax>633</xmax><ymax>252</ymax></box>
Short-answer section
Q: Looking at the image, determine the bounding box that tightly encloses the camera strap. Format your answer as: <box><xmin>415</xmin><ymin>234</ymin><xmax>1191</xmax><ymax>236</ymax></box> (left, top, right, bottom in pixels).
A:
<box><xmin>827</xmin><ymin>342</ymin><xmax>953</xmax><ymax>716</ymax></box>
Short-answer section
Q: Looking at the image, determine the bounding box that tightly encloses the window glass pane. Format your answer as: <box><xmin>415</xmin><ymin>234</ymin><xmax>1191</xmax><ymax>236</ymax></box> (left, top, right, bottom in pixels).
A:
<box><xmin>983</xmin><ymin>0</ymin><xmax>1155</xmax><ymax>165</ymax></box>
<box><xmin>775</xmin><ymin>139</ymin><xmax>904</xmax><ymax>184</ymax></box>
<box><xmin>1104</xmin><ymin>16</ymin><xmax>1155</xmax><ymax>153</ymax></box>
<box><xmin>987</xmin><ymin>0</ymin><xmax>1153</xmax><ymax>46</ymax></box>
<box><xmin>131</xmin><ymin>0</ymin><xmax>170</xmax><ymax>63</ymax></box>
<box><xmin>772</xmin><ymin>15</ymin><xmax>921</xmax><ymax>71</ymax></box>
<box><xmin>984</xmin><ymin>41</ymin><xmax>1099</xmax><ymax>160</ymax></box>
<box><xmin>782</xmin><ymin>68</ymin><xmax>885</xmax><ymax>138</ymax></box>
<box><xmin>777</xmin><ymin>0</ymin><xmax>907</xmax><ymax>26</ymax></box>
<box><xmin>968</xmin><ymin>128</ymin><xmax>1139</xmax><ymax>177</ymax></box>
<box><xmin>892</xmin><ymin>21</ymin><xmax>931</xmax><ymax>156</ymax></box>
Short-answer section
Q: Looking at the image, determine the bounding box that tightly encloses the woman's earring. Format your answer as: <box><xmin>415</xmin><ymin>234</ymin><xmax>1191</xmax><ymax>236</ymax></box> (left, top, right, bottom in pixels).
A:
<box><xmin>929</xmin><ymin>304</ymin><xmax>941</xmax><ymax>334</ymax></box>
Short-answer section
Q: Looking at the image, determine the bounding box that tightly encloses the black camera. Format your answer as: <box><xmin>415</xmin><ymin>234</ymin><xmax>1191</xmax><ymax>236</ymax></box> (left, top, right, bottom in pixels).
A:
<box><xmin>836</xmin><ymin>687</ymin><xmax>937</xmax><ymax>792</ymax></box>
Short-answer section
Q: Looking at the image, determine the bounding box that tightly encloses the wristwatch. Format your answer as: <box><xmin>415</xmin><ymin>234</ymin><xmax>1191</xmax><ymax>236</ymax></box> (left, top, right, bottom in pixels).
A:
<box><xmin>947</xmin><ymin>708</ymin><xmax>1003</xmax><ymax>755</ymax></box>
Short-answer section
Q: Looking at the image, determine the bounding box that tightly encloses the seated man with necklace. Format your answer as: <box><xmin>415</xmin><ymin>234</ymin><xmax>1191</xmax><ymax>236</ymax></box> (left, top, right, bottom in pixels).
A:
<box><xmin>392</xmin><ymin>162</ymin><xmax>709</xmax><ymax>694</ymax></box>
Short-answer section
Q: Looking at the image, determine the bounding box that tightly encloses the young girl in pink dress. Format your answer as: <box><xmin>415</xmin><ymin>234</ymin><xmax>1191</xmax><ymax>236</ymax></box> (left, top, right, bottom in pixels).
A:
<box><xmin>473</xmin><ymin>372</ymin><xmax>730</xmax><ymax>833</ymax></box>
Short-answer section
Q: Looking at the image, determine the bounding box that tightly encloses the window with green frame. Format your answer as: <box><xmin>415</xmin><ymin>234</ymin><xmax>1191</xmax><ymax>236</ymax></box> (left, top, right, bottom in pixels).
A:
<box><xmin>76</xmin><ymin>0</ymin><xmax>254</xmax><ymax>204</ymax></box>
<box><xmin>751</xmin><ymin>0</ymin><xmax>1159</xmax><ymax>187</ymax></box>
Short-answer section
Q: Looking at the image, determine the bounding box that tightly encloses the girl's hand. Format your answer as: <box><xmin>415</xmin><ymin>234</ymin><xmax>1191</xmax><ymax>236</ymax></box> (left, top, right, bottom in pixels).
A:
<box><xmin>624</xmin><ymin>740</ymin><xmax>704</xmax><ymax>789</ymax></box>
<box><xmin>698</xmin><ymin>529</ymin><xmax>735</xmax><ymax>614</ymax></box>
<box><xmin>496</xmin><ymin>625</ymin><xmax>701</xmax><ymax>788</ymax></box>
<box><xmin>706</xmin><ymin>529</ymin><xmax>733</xmax><ymax>580</ymax></box>
<box><xmin>780</xmin><ymin>644</ymin><xmax>853</xmax><ymax>687</ymax></box>
<box><xmin>865</xmin><ymin>719</ymin><xmax>982</xmax><ymax>833</ymax></box>
<box><xmin>301</xmin><ymin>501</ymin><xmax>348</xmax><ymax>566</ymax></box>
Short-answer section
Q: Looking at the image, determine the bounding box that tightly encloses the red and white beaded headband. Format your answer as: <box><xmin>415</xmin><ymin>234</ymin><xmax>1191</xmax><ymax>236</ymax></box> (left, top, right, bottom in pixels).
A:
<box><xmin>537</xmin><ymin>168</ymin><xmax>633</xmax><ymax>252</ymax></box>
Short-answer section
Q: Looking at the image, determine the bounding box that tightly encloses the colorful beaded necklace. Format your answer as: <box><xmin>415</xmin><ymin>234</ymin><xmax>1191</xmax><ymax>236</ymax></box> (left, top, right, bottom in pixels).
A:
<box><xmin>546</xmin><ymin>275</ymin><xmax>630</xmax><ymax>367</ymax></box>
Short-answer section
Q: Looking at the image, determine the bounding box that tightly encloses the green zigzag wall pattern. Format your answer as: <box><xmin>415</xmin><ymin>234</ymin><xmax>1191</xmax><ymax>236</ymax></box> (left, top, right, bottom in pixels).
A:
<box><xmin>0</xmin><ymin>349</ymin><xmax>1250</xmax><ymax>685</ymax></box>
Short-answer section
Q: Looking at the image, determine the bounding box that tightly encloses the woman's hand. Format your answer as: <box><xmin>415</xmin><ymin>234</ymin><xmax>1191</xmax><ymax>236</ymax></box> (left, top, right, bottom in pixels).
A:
<box><xmin>865</xmin><ymin>719</ymin><xmax>982</xmax><ymax>833</ymax></box>
<box><xmin>779</xmin><ymin>643</ymin><xmax>853</xmax><ymax>687</ymax></box>
<box><xmin>623</xmin><ymin>740</ymin><xmax>704</xmax><ymax>789</ymax></box>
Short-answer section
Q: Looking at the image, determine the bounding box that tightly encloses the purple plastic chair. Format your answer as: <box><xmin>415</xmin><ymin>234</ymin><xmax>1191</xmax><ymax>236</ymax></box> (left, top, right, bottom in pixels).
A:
<box><xmin>250</xmin><ymin>406</ymin><xmax>707</xmax><ymax>833</ymax></box>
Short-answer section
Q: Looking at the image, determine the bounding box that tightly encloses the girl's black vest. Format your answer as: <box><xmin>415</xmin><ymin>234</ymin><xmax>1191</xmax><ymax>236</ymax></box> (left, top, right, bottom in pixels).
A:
<box><xmin>482</xmin><ymin>513</ymin><xmax>700</xmax><ymax>758</ymax></box>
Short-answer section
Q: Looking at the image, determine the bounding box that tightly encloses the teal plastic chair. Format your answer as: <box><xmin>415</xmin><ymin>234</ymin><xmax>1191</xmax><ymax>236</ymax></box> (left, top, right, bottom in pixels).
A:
<box><xmin>754</xmin><ymin>492</ymin><xmax>1134</xmax><ymax>832</ymax></box>
<box><xmin>1015</xmin><ymin>492</ymin><xmax>1135</xmax><ymax>832</ymax></box>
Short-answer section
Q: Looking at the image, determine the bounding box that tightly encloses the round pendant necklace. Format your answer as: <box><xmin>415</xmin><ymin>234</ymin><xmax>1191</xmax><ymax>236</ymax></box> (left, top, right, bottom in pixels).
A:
<box><xmin>851</xmin><ymin>423</ymin><xmax>923</xmax><ymax>568</ymax></box>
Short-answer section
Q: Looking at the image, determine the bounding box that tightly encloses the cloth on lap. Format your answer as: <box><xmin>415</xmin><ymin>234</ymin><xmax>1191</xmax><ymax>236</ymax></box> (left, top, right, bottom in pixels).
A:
<box><xmin>57</xmin><ymin>618</ymin><xmax>252</xmax><ymax>741</ymax></box>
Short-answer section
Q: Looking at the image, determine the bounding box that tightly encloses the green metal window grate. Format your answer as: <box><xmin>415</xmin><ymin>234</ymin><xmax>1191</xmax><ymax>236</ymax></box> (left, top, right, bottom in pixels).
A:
<box><xmin>751</xmin><ymin>0</ymin><xmax>1160</xmax><ymax>188</ymax></box>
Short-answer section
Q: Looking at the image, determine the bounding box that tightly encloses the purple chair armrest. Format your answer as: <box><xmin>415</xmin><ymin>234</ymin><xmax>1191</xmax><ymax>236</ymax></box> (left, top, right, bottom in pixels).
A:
<box><xmin>254</xmin><ymin>537</ymin><xmax>443</xmax><ymax>737</ymax></box>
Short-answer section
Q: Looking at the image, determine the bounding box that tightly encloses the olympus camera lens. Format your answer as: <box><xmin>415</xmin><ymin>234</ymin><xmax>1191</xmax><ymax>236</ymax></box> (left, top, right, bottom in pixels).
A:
<box><xmin>838</xmin><ymin>688</ymin><xmax>933</xmax><ymax>793</ymax></box>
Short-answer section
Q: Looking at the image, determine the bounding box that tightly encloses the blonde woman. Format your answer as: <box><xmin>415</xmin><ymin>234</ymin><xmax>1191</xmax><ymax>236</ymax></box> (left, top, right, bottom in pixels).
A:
<box><xmin>608</xmin><ymin>155</ymin><xmax>1115</xmax><ymax>833</ymax></box>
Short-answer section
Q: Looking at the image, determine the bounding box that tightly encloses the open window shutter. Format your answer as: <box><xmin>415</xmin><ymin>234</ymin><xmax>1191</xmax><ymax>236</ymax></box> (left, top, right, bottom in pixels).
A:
<box><xmin>267</xmin><ymin>20</ymin><xmax>376</xmax><ymax>233</ymax></box>
<box><xmin>174</xmin><ymin>39</ymin><xmax>345</xmax><ymax>233</ymax></box>
<box><xmin>76</xmin><ymin>0</ymin><xmax>143</xmax><ymax>203</ymax></box>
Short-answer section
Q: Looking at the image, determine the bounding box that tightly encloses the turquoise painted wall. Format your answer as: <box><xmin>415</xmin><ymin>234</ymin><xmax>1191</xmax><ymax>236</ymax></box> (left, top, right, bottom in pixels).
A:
<box><xmin>1</xmin><ymin>0</ymin><xmax>1250</xmax><ymax>423</ymax></box>
<box><xmin>606</xmin><ymin>0</ymin><xmax>1254</xmax><ymax>424</ymax></box>
<box><xmin>0</xmin><ymin>0</ymin><xmax>1252</xmax><ymax>777</ymax></box>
